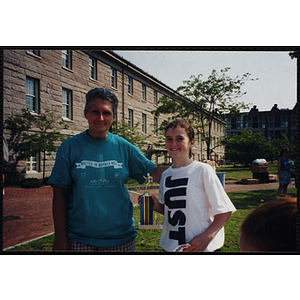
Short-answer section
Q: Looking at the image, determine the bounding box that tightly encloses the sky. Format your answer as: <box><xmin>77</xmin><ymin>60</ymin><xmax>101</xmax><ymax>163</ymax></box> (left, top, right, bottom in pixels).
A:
<box><xmin>115</xmin><ymin>50</ymin><xmax>297</xmax><ymax>112</ymax></box>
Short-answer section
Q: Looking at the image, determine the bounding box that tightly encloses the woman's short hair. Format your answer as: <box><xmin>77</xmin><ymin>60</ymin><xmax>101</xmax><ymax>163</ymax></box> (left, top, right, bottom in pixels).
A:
<box><xmin>85</xmin><ymin>88</ymin><xmax>118</xmax><ymax>116</ymax></box>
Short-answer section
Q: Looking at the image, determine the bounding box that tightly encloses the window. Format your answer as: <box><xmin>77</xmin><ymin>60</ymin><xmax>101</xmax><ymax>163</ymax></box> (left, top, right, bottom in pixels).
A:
<box><xmin>128</xmin><ymin>77</ymin><xmax>133</xmax><ymax>95</ymax></box>
<box><xmin>154</xmin><ymin>117</ymin><xmax>158</xmax><ymax>137</ymax></box>
<box><xmin>252</xmin><ymin>116</ymin><xmax>258</xmax><ymax>128</ymax></box>
<box><xmin>62</xmin><ymin>50</ymin><xmax>72</xmax><ymax>69</ymax></box>
<box><xmin>231</xmin><ymin>117</ymin><xmax>237</xmax><ymax>129</ymax></box>
<box><xmin>26</xmin><ymin>155</ymin><xmax>39</xmax><ymax>172</ymax></box>
<box><xmin>111</xmin><ymin>68</ymin><xmax>117</xmax><ymax>88</ymax></box>
<box><xmin>142</xmin><ymin>113</ymin><xmax>147</xmax><ymax>134</ymax></box>
<box><xmin>89</xmin><ymin>57</ymin><xmax>97</xmax><ymax>79</ymax></box>
<box><xmin>154</xmin><ymin>90</ymin><xmax>158</xmax><ymax>105</ymax></box>
<box><xmin>142</xmin><ymin>84</ymin><xmax>146</xmax><ymax>101</ymax></box>
<box><xmin>274</xmin><ymin>115</ymin><xmax>281</xmax><ymax>128</ymax></box>
<box><xmin>62</xmin><ymin>88</ymin><xmax>72</xmax><ymax>120</ymax></box>
<box><xmin>26</xmin><ymin>77</ymin><xmax>39</xmax><ymax>113</ymax></box>
<box><xmin>290</xmin><ymin>114</ymin><xmax>296</xmax><ymax>128</ymax></box>
<box><xmin>27</xmin><ymin>50</ymin><xmax>40</xmax><ymax>56</ymax></box>
<box><xmin>128</xmin><ymin>109</ymin><xmax>133</xmax><ymax>129</ymax></box>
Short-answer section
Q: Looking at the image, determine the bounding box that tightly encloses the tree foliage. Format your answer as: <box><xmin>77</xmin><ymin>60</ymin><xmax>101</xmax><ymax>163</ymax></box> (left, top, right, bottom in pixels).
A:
<box><xmin>221</xmin><ymin>129</ymin><xmax>272</xmax><ymax>166</ymax></box>
<box><xmin>4</xmin><ymin>109</ymin><xmax>71</xmax><ymax>180</ymax></box>
<box><xmin>111</xmin><ymin>120</ymin><xmax>150</xmax><ymax>155</ymax></box>
<box><xmin>153</xmin><ymin>68</ymin><xmax>258</xmax><ymax>159</ymax></box>
<box><xmin>221</xmin><ymin>129</ymin><xmax>296</xmax><ymax>166</ymax></box>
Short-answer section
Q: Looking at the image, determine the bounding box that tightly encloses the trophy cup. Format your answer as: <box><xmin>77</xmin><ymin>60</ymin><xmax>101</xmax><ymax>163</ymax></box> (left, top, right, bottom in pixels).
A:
<box><xmin>139</xmin><ymin>173</ymin><xmax>162</xmax><ymax>229</ymax></box>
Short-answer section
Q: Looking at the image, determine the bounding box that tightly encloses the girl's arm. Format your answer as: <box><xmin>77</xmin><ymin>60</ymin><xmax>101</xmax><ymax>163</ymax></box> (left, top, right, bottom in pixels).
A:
<box><xmin>186</xmin><ymin>211</ymin><xmax>232</xmax><ymax>252</ymax></box>
<box><xmin>152</xmin><ymin>195</ymin><xmax>164</xmax><ymax>215</ymax></box>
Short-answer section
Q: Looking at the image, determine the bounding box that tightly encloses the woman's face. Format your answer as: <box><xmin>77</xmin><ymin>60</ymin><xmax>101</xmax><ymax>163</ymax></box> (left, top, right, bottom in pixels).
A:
<box><xmin>84</xmin><ymin>98</ymin><xmax>115</xmax><ymax>139</ymax></box>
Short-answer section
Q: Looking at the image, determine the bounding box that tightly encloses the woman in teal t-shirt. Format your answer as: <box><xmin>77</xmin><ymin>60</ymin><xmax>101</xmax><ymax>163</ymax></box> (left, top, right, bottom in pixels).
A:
<box><xmin>49</xmin><ymin>88</ymin><xmax>166</xmax><ymax>252</ymax></box>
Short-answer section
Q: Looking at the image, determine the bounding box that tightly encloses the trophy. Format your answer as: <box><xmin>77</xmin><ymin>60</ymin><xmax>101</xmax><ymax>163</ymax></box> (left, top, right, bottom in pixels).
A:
<box><xmin>139</xmin><ymin>173</ymin><xmax>162</xmax><ymax>229</ymax></box>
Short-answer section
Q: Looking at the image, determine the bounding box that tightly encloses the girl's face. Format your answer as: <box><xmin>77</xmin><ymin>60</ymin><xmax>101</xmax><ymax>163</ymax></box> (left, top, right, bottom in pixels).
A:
<box><xmin>165</xmin><ymin>126</ymin><xmax>195</xmax><ymax>161</ymax></box>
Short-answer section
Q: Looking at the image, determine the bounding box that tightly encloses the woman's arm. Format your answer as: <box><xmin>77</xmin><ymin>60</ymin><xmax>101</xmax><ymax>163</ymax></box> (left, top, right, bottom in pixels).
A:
<box><xmin>186</xmin><ymin>212</ymin><xmax>232</xmax><ymax>252</ymax></box>
<box><xmin>52</xmin><ymin>185</ymin><xmax>71</xmax><ymax>251</ymax></box>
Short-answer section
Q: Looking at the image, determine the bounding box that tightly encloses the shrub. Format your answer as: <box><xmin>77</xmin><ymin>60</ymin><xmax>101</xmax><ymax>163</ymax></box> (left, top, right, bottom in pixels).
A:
<box><xmin>21</xmin><ymin>178</ymin><xmax>43</xmax><ymax>189</ymax></box>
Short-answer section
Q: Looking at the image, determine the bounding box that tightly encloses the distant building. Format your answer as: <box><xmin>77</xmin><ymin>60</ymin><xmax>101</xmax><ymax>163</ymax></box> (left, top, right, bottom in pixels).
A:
<box><xmin>3</xmin><ymin>49</ymin><xmax>226</xmax><ymax>179</ymax></box>
<box><xmin>225</xmin><ymin>104</ymin><xmax>297</xmax><ymax>143</ymax></box>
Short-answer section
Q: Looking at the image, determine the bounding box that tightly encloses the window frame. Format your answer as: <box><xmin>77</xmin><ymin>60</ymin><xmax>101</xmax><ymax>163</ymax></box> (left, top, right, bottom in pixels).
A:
<box><xmin>128</xmin><ymin>76</ymin><xmax>133</xmax><ymax>95</ymax></box>
<box><xmin>89</xmin><ymin>57</ymin><xmax>97</xmax><ymax>80</ymax></box>
<box><xmin>26</xmin><ymin>76</ymin><xmax>39</xmax><ymax>113</ymax></box>
<box><xmin>128</xmin><ymin>109</ymin><xmax>134</xmax><ymax>129</ymax></box>
<box><xmin>111</xmin><ymin>67</ymin><xmax>117</xmax><ymax>88</ymax></box>
<box><xmin>142</xmin><ymin>113</ymin><xmax>147</xmax><ymax>134</ymax></box>
<box><xmin>142</xmin><ymin>84</ymin><xmax>146</xmax><ymax>101</ymax></box>
<box><xmin>154</xmin><ymin>90</ymin><xmax>158</xmax><ymax>105</ymax></box>
<box><xmin>62</xmin><ymin>88</ymin><xmax>73</xmax><ymax>120</ymax></box>
<box><xmin>62</xmin><ymin>50</ymin><xmax>72</xmax><ymax>69</ymax></box>
<box><xmin>26</xmin><ymin>154</ymin><xmax>39</xmax><ymax>173</ymax></box>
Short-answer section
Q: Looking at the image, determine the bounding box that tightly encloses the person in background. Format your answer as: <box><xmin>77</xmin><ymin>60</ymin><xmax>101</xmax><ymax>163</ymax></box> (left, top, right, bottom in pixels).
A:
<box><xmin>277</xmin><ymin>148</ymin><xmax>291</xmax><ymax>195</ymax></box>
<box><xmin>239</xmin><ymin>197</ymin><xmax>297</xmax><ymax>252</ymax></box>
<box><xmin>142</xmin><ymin>119</ymin><xmax>236</xmax><ymax>252</ymax></box>
<box><xmin>48</xmin><ymin>88</ymin><xmax>166</xmax><ymax>252</ymax></box>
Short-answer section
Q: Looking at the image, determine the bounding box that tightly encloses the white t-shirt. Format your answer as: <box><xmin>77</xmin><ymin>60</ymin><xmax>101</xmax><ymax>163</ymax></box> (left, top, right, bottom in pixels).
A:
<box><xmin>159</xmin><ymin>161</ymin><xmax>236</xmax><ymax>252</ymax></box>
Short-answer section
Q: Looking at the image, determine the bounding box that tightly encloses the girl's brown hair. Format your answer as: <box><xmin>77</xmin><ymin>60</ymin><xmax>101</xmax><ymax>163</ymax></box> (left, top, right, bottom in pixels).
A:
<box><xmin>165</xmin><ymin>119</ymin><xmax>195</xmax><ymax>158</ymax></box>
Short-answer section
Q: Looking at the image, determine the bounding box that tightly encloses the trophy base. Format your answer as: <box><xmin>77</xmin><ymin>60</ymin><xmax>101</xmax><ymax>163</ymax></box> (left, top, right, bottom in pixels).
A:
<box><xmin>138</xmin><ymin>223</ymin><xmax>163</xmax><ymax>230</ymax></box>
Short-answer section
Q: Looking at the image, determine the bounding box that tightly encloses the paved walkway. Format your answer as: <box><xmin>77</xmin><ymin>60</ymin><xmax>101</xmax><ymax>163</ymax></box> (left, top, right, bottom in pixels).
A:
<box><xmin>2</xmin><ymin>181</ymin><xmax>295</xmax><ymax>250</ymax></box>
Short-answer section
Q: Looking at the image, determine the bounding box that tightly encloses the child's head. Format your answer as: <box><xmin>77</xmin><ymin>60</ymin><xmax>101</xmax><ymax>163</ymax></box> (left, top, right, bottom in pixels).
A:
<box><xmin>165</xmin><ymin>119</ymin><xmax>195</xmax><ymax>158</ymax></box>
<box><xmin>239</xmin><ymin>197</ymin><xmax>297</xmax><ymax>252</ymax></box>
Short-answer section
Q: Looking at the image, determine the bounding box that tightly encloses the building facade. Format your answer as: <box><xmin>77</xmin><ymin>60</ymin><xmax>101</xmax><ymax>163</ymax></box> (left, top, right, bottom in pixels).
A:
<box><xmin>225</xmin><ymin>104</ymin><xmax>297</xmax><ymax>143</ymax></box>
<box><xmin>3</xmin><ymin>49</ymin><xmax>225</xmax><ymax>179</ymax></box>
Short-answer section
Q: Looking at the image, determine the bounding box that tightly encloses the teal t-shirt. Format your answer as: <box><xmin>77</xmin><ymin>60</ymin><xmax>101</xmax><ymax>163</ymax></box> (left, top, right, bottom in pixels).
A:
<box><xmin>48</xmin><ymin>131</ymin><xmax>156</xmax><ymax>247</ymax></box>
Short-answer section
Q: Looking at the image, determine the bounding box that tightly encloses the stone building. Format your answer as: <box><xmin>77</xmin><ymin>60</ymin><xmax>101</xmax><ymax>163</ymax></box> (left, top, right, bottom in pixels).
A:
<box><xmin>3</xmin><ymin>49</ymin><xmax>225</xmax><ymax>179</ymax></box>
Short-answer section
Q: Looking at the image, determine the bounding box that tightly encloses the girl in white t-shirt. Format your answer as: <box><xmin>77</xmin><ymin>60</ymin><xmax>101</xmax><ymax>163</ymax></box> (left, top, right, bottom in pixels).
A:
<box><xmin>150</xmin><ymin>119</ymin><xmax>236</xmax><ymax>252</ymax></box>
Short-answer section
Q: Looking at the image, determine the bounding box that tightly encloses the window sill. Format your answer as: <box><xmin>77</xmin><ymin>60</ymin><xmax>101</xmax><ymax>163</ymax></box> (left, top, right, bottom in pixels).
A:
<box><xmin>62</xmin><ymin>117</ymin><xmax>74</xmax><ymax>123</ymax></box>
<box><xmin>26</xmin><ymin>51</ymin><xmax>41</xmax><ymax>60</ymax></box>
<box><xmin>89</xmin><ymin>77</ymin><xmax>98</xmax><ymax>83</ymax></box>
<box><xmin>62</xmin><ymin>66</ymin><xmax>73</xmax><ymax>73</ymax></box>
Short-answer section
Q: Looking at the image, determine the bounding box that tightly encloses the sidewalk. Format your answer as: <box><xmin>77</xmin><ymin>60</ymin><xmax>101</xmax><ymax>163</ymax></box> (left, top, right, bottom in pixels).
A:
<box><xmin>2</xmin><ymin>181</ymin><xmax>294</xmax><ymax>250</ymax></box>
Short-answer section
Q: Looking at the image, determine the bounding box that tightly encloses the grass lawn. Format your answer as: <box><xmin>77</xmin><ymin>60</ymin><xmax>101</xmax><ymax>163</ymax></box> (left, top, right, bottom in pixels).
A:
<box><xmin>216</xmin><ymin>161</ymin><xmax>279</xmax><ymax>182</ymax></box>
<box><xmin>6</xmin><ymin>187</ymin><xmax>297</xmax><ymax>253</ymax></box>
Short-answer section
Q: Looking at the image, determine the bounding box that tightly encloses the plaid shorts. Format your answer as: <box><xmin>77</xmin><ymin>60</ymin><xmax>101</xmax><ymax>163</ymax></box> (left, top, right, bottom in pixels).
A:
<box><xmin>69</xmin><ymin>238</ymin><xmax>136</xmax><ymax>252</ymax></box>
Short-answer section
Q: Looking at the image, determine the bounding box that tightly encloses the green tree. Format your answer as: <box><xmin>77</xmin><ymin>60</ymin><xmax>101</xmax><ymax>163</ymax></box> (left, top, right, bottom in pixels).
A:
<box><xmin>269</xmin><ymin>133</ymin><xmax>297</xmax><ymax>162</ymax></box>
<box><xmin>5</xmin><ymin>109</ymin><xmax>71</xmax><ymax>181</ymax></box>
<box><xmin>153</xmin><ymin>68</ymin><xmax>258</xmax><ymax>159</ymax></box>
<box><xmin>221</xmin><ymin>129</ymin><xmax>272</xmax><ymax>166</ymax></box>
<box><xmin>111</xmin><ymin>120</ymin><xmax>151</xmax><ymax>156</ymax></box>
